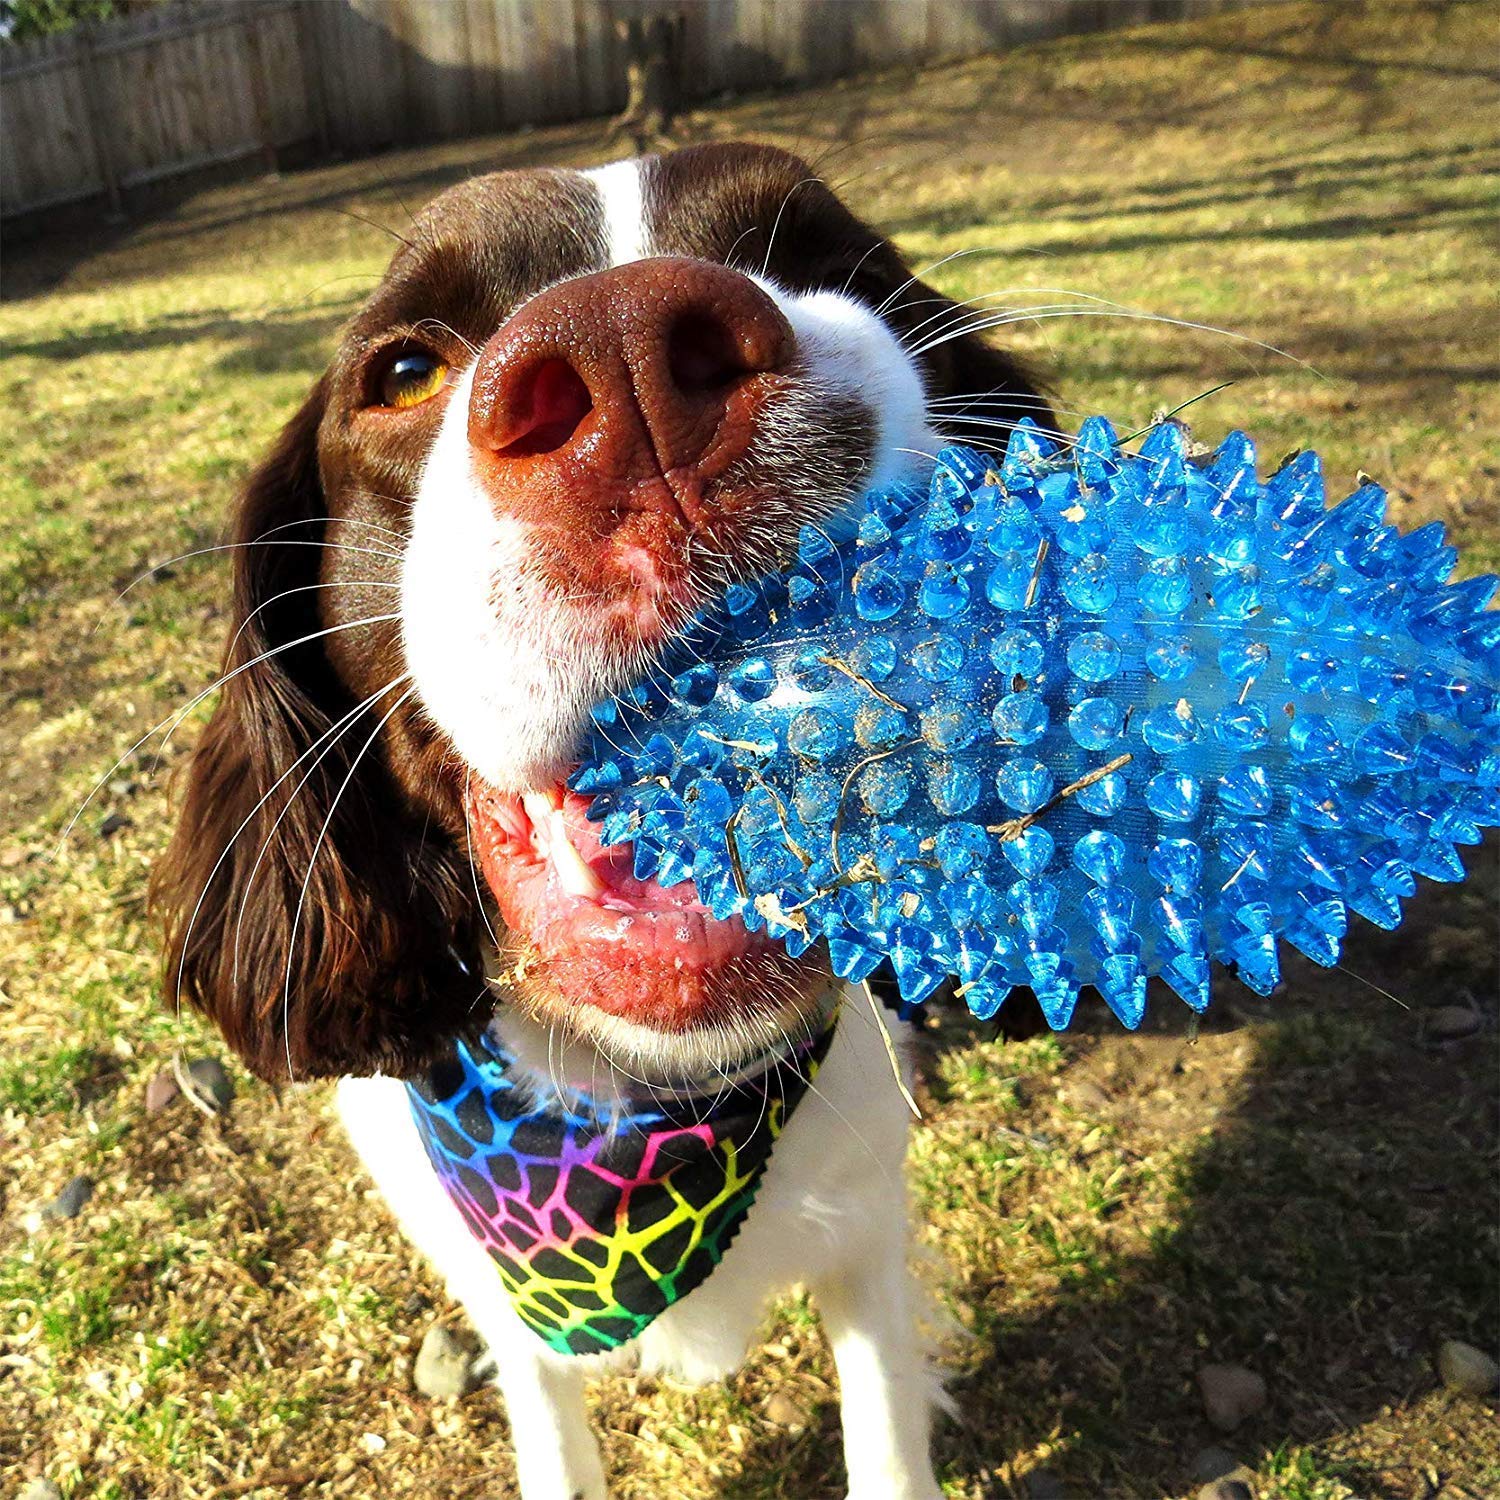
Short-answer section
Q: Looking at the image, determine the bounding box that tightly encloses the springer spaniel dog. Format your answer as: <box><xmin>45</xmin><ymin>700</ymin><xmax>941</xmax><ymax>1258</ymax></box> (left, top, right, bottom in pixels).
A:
<box><xmin>153</xmin><ymin>143</ymin><xmax>1050</xmax><ymax>1500</ymax></box>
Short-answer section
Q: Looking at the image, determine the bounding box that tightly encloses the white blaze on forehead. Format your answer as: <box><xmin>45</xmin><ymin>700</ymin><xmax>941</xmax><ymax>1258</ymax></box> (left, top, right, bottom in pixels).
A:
<box><xmin>583</xmin><ymin>158</ymin><xmax>652</xmax><ymax>267</ymax></box>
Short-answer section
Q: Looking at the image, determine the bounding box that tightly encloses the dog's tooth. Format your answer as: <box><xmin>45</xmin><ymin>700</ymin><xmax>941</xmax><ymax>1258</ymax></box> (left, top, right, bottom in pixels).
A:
<box><xmin>520</xmin><ymin>793</ymin><xmax>601</xmax><ymax>895</ymax></box>
<box><xmin>520</xmin><ymin>791</ymin><xmax>555</xmax><ymax>835</ymax></box>
<box><xmin>547</xmin><ymin>810</ymin><xmax>605</xmax><ymax>897</ymax></box>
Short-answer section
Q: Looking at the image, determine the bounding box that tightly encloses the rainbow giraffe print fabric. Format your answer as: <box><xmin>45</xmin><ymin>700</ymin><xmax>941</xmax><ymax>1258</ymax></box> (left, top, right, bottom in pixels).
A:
<box><xmin>405</xmin><ymin>1022</ymin><xmax>836</xmax><ymax>1355</ymax></box>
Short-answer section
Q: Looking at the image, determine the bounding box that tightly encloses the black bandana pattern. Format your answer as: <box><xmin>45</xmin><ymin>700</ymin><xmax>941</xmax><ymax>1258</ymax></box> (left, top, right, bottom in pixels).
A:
<box><xmin>405</xmin><ymin>1022</ymin><xmax>836</xmax><ymax>1355</ymax></box>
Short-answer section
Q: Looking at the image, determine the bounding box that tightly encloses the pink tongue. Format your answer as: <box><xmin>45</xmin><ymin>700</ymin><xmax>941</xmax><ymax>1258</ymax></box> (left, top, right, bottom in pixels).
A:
<box><xmin>528</xmin><ymin>793</ymin><xmax>763</xmax><ymax>971</ymax></box>
<box><xmin>469</xmin><ymin>777</ymin><xmax>773</xmax><ymax>1027</ymax></box>
<box><xmin>558</xmin><ymin>791</ymin><xmax>634</xmax><ymax>886</ymax></box>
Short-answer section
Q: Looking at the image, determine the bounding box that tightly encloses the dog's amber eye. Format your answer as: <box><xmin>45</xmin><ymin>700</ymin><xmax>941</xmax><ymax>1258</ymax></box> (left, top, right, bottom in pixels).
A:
<box><xmin>375</xmin><ymin>348</ymin><xmax>449</xmax><ymax>409</ymax></box>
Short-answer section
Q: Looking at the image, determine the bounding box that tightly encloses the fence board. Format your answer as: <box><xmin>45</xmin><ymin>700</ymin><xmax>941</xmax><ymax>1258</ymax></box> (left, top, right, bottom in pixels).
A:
<box><xmin>263</xmin><ymin>8</ymin><xmax>318</xmax><ymax>148</ymax></box>
<box><xmin>569</xmin><ymin>0</ymin><xmax>613</xmax><ymax>119</ymax></box>
<box><xmin>322</xmin><ymin>0</ymin><xmax>405</xmax><ymax>150</ymax></box>
<box><xmin>2</xmin><ymin>38</ymin><xmax>101</xmax><ymax>211</ymax></box>
<box><xmin>2</xmin><ymin>0</ymin><xmax>1247</xmax><ymax>219</ymax></box>
<box><xmin>496</xmin><ymin>0</ymin><xmax>543</xmax><ymax>128</ymax></box>
<box><xmin>722</xmin><ymin>0</ymin><xmax>782</xmax><ymax>91</ymax></box>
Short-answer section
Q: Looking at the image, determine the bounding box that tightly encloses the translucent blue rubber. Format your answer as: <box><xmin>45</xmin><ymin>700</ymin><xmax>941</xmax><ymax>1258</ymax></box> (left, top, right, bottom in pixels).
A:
<box><xmin>572</xmin><ymin>419</ymin><xmax>1500</xmax><ymax>1029</ymax></box>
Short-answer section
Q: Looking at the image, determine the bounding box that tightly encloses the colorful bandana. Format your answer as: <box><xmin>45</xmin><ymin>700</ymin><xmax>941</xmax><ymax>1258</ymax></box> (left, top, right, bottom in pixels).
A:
<box><xmin>405</xmin><ymin>1021</ymin><xmax>836</xmax><ymax>1356</ymax></box>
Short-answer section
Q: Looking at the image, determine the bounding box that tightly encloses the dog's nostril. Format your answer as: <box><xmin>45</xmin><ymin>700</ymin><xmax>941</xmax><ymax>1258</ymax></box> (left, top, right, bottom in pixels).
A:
<box><xmin>496</xmin><ymin>358</ymin><xmax>593</xmax><ymax>458</ymax></box>
<box><xmin>667</xmin><ymin>312</ymin><xmax>754</xmax><ymax>396</ymax></box>
<box><xmin>469</xmin><ymin>261</ymin><xmax>793</xmax><ymax>494</ymax></box>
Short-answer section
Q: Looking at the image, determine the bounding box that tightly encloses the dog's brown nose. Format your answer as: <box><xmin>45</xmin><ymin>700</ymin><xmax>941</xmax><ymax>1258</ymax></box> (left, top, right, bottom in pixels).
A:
<box><xmin>468</xmin><ymin>258</ymin><xmax>793</xmax><ymax>527</ymax></box>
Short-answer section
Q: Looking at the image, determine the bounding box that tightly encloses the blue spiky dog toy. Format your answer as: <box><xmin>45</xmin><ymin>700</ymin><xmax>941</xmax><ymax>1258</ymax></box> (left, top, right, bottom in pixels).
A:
<box><xmin>571</xmin><ymin>419</ymin><xmax>1499</xmax><ymax>1029</ymax></box>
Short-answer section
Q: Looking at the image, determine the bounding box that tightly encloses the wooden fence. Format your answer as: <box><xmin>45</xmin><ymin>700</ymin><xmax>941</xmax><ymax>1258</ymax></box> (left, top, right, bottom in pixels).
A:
<box><xmin>2</xmin><ymin>0</ymin><xmax>1239</xmax><ymax>219</ymax></box>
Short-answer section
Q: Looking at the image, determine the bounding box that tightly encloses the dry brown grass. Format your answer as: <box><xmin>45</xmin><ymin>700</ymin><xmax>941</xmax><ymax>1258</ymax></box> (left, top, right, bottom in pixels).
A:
<box><xmin>2</xmin><ymin>1</ymin><xmax>1497</xmax><ymax>1496</ymax></box>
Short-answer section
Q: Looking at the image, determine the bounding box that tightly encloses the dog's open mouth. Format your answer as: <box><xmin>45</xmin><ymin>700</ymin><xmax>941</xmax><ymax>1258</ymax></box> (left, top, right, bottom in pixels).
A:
<box><xmin>466</xmin><ymin>778</ymin><xmax>781</xmax><ymax>1031</ymax></box>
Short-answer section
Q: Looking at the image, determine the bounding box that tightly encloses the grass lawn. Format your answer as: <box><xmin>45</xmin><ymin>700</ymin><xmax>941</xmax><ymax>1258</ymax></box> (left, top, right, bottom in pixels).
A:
<box><xmin>1</xmin><ymin>1</ymin><xmax>1496</xmax><ymax>1496</ymax></box>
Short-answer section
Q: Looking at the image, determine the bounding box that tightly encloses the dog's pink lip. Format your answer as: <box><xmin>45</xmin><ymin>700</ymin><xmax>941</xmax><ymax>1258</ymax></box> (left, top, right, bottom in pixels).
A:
<box><xmin>465</xmin><ymin>776</ymin><xmax>773</xmax><ymax>1029</ymax></box>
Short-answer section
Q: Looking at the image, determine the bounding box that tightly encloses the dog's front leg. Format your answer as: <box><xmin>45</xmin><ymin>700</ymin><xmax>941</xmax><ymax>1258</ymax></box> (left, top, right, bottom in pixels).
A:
<box><xmin>479</xmin><ymin>1337</ymin><xmax>608</xmax><ymax>1500</ymax></box>
<box><xmin>337</xmin><ymin>1079</ymin><xmax>608</xmax><ymax>1499</ymax></box>
<box><xmin>815</xmin><ymin>1246</ymin><xmax>944</xmax><ymax>1500</ymax></box>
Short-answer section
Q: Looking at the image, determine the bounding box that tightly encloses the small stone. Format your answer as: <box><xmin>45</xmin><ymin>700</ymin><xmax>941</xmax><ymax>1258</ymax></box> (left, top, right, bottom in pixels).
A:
<box><xmin>43</xmin><ymin>1175</ymin><xmax>95</xmax><ymax>1221</ymax></box>
<box><xmin>98</xmin><ymin>812</ymin><xmax>133</xmax><ymax>838</ymax></box>
<box><xmin>1061</xmin><ymin>1079</ymin><xmax>1110</xmax><ymax>1112</ymax></box>
<box><xmin>1025</xmin><ymin>1470</ymin><xmax>1068</xmax><ymax>1499</ymax></box>
<box><xmin>762</xmin><ymin>1389</ymin><xmax>810</xmax><ymax>1429</ymax></box>
<box><xmin>1424</xmin><ymin>1005</ymin><xmax>1482</xmax><ymax>1042</ymax></box>
<box><xmin>1437</xmin><ymin>1339</ymin><xmax>1499</xmax><ymax>1394</ymax></box>
<box><xmin>1191</xmin><ymin>1448</ymin><xmax>1242</xmax><ymax>1483</ymax></box>
<box><xmin>145</xmin><ymin>1070</ymin><xmax>180</xmax><ymax>1113</ymax></box>
<box><xmin>1198</xmin><ymin>1481</ymin><xmax>1254</xmax><ymax>1500</ymax></box>
<box><xmin>19</xmin><ymin>1481</ymin><xmax>64</xmax><ymax>1500</ymax></box>
<box><xmin>414</xmin><ymin>1323</ymin><xmax>478</xmax><ymax>1400</ymax></box>
<box><xmin>1197</xmin><ymin>1363</ymin><xmax>1267</xmax><ymax>1432</ymax></box>
<box><xmin>108</xmin><ymin>778</ymin><xmax>140</xmax><ymax>798</ymax></box>
<box><xmin>1</xmin><ymin>903</ymin><xmax>28</xmax><ymax>924</ymax></box>
<box><xmin>185</xmin><ymin>1056</ymin><xmax>235</xmax><ymax>1112</ymax></box>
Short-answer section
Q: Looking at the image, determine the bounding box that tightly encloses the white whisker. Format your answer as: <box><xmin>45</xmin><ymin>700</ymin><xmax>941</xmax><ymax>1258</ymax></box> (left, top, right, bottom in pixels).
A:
<box><xmin>872</xmin><ymin>247</ymin><xmax>1001</xmax><ymax>316</ymax></box>
<box><xmin>894</xmin><ymin>284</ymin><xmax>1112</xmax><ymax>347</ymax></box>
<box><xmin>60</xmin><ymin>612</ymin><xmax>403</xmax><ymax>847</ymax></box>
<box><xmin>226</xmin><ymin>580</ymin><xmax>403</xmax><ymax>658</ymax></box>
<box><xmin>112</xmin><ymin>529</ymin><xmax>402</xmax><ymax>604</ymax></box>
<box><xmin>228</xmin><ymin>674</ymin><xmax>416</xmax><ymax>991</ymax></box>
<box><xmin>912</xmin><ymin>304</ymin><xmax>1315</xmax><ymax>372</ymax></box>
<box><xmin>169</xmin><ymin>672</ymin><xmax>411</xmax><ymax>1019</ymax></box>
<box><xmin>463</xmin><ymin>768</ymin><xmax>505</xmax><ymax>958</ymax></box>
<box><xmin>760</xmin><ymin>177</ymin><xmax>820</xmax><ymax>279</ymax></box>
<box><xmin>280</xmin><ymin>684</ymin><xmax>418</xmax><ymax>1079</ymax></box>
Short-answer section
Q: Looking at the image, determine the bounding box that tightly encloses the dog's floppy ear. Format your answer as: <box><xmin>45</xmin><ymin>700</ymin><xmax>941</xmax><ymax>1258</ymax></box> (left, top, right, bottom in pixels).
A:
<box><xmin>151</xmin><ymin>381</ymin><xmax>478</xmax><ymax>1083</ymax></box>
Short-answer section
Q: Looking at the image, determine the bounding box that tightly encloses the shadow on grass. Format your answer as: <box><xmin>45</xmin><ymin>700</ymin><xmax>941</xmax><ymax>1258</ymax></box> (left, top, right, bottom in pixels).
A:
<box><xmin>877</xmin><ymin>139</ymin><xmax>1499</xmax><ymax>241</ymax></box>
<box><xmin>1046</xmin><ymin>316</ymin><xmax>1500</xmax><ymax>392</ymax></box>
<box><xmin>1109</xmin><ymin>4</ymin><xmax>1500</xmax><ymax>86</ymax></box>
<box><xmin>3</xmin><ymin>301</ymin><xmax>358</xmax><ymax>370</ymax></box>
<box><xmin>0</xmin><ymin>121</ymin><xmax>619</xmax><ymax>301</ymax></box>
<box><xmin>713</xmin><ymin>835</ymin><xmax>1498</xmax><ymax>1499</ymax></box>
<box><xmin>883</xmin><ymin>191</ymin><xmax>1494</xmax><ymax>263</ymax></box>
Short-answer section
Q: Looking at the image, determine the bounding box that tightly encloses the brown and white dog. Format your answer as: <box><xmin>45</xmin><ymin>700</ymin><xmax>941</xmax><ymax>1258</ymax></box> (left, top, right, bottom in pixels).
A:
<box><xmin>153</xmin><ymin>143</ymin><xmax>1050</xmax><ymax>1499</ymax></box>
